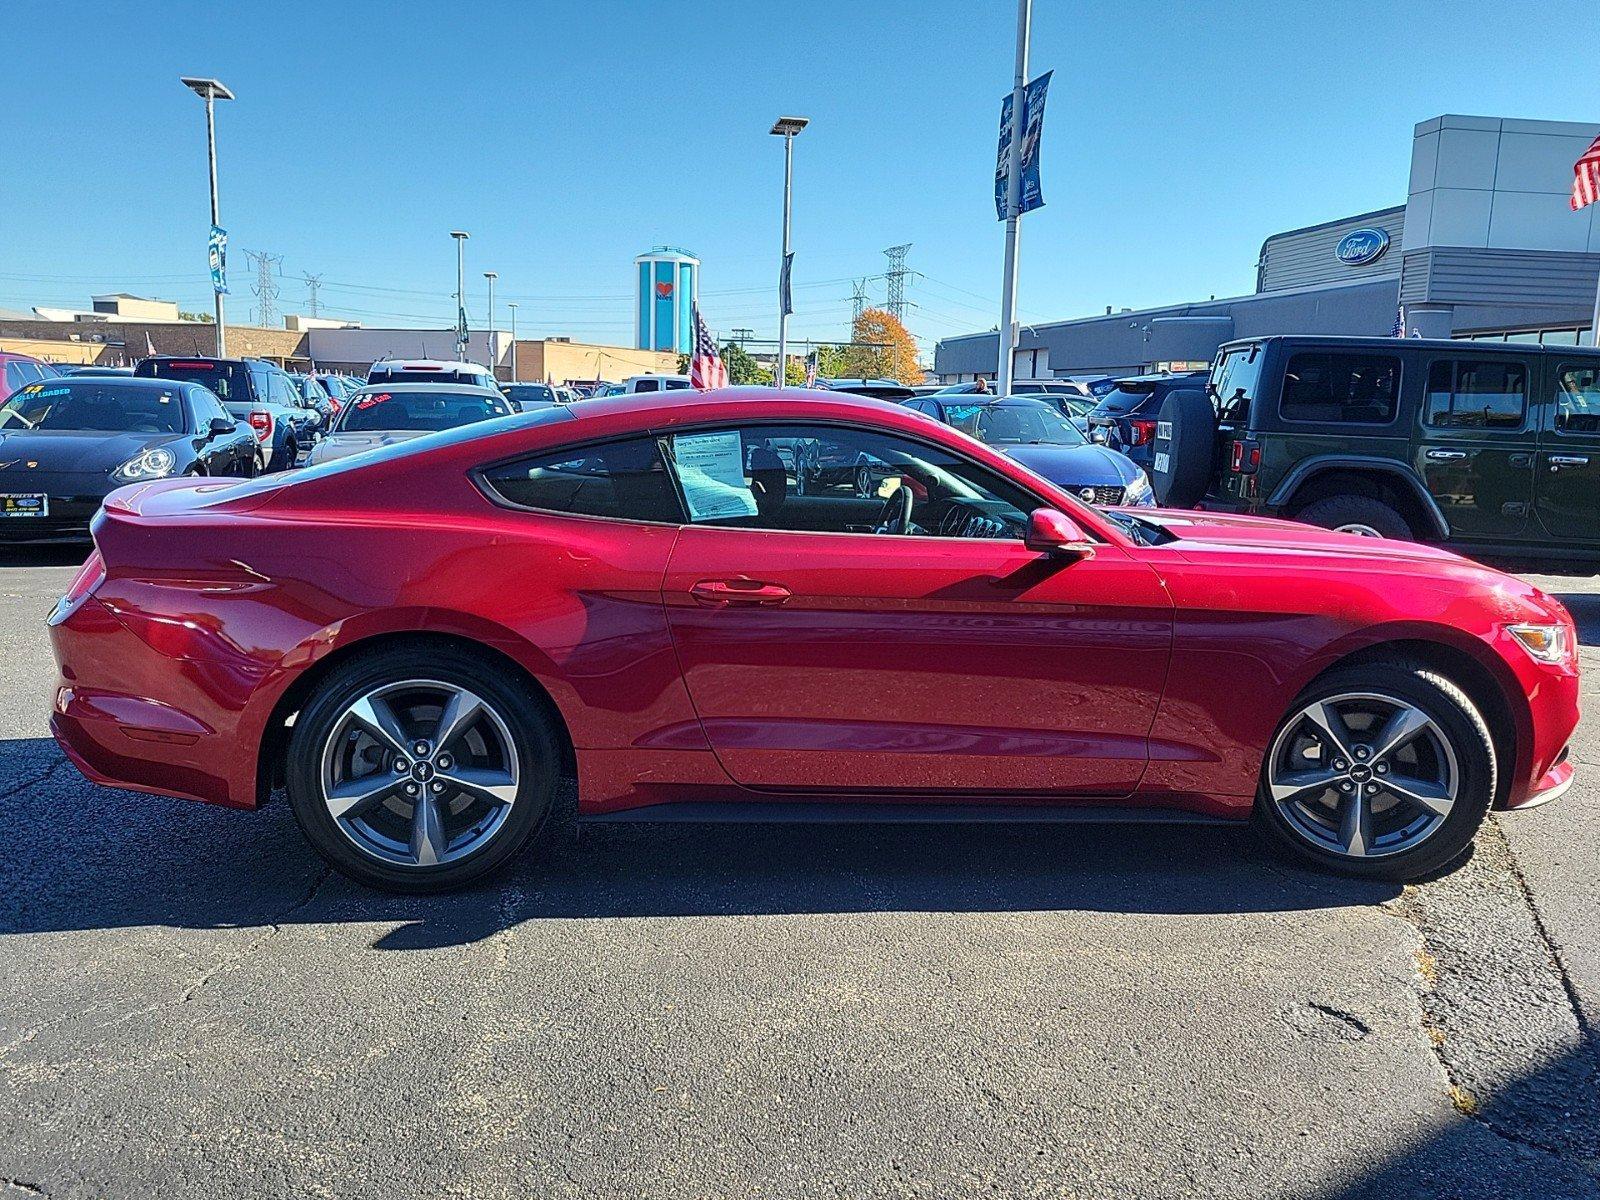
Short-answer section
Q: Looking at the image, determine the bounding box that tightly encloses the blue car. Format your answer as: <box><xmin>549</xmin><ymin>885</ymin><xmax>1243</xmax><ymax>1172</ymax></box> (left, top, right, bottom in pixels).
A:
<box><xmin>904</xmin><ymin>395</ymin><xmax>1154</xmax><ymax>507</ymax></box>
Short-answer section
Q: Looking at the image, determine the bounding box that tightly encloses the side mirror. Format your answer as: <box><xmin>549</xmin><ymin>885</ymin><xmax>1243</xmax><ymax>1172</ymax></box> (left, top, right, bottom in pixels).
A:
<box><xmin>208</xmin><ymin>417</ymin><xmax>236</xmax><ymax>437</ymax></box>
<box><xmin>1023</xmin><ymin>508</ymin><xmax>1096</xmax><ymax>558</ymax></box>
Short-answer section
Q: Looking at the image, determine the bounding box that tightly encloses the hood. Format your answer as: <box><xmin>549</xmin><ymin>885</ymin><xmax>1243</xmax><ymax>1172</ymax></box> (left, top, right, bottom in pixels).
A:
<box><xmin>309</xmin><ymin>430</ymin><xmax>427</xmax><ymax>464</ymax></box>
<box><xmin>1000</xmin><ymin>442</ymin><xmax>1139</xmax><ymax>487</ymax></box>
<box><xmin>1141</xmin><ymin>508</ymin><xmax>1473</xmax><ymax>568</ymax></box>
<box><xmin>0</xmin><ymin>429</ymin><xmax>185</xmax><ymax>476</ymax></box>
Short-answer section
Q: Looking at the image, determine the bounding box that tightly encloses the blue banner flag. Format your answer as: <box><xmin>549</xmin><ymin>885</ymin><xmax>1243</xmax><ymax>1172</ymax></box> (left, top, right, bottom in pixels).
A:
<box><xmin>994</xmin><ymin>71</ymin><xmax>1052</xmax><ymax>221</ymax></box>
<box><xmin>207</xmin><ymin>224</ymin><xmax>228</xmax><ymax>295</ymax></box>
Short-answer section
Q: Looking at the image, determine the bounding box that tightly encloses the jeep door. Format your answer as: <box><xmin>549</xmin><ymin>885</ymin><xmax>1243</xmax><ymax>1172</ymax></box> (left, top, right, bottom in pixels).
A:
<box><xmin>1534</xmin><ymin>359</ymin><xmax>1600</xmax><ymax>546</ymax></box>
<box><xmin>1415</xmin><ymin>355</ymin><xmax>1535</xmax><ymax>542</ymax></box>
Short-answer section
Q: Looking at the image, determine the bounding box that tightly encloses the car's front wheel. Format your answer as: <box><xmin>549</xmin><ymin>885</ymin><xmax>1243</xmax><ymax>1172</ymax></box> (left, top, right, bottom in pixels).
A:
<box><xmin>1254</xmin><ymin>661</ymin><xmax>1495</xmax><ymax>881</ymax></box>
<box><xmin>285</xmin><ymin>645</ymin><xmax>561</xmax><ymax>892</ymax></box>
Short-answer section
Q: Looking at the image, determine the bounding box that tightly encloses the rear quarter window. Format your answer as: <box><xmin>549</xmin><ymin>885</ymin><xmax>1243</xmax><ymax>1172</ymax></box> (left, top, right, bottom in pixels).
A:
<box><xmin>479</xmin><ymin>436</ymin><xmax>684</xmax><ymax>524</ymax></box>
<box><xmin>1279</xmin><ymin>352</ymin><xmax>1400</xmax><ymax>425</ymax></box>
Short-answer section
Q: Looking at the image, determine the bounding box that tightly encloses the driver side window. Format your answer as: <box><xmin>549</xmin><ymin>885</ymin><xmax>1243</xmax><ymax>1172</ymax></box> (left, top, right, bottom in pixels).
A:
<box><xmin>661</xmin><ymin>422</ymin><xmax>1039</xmax><ymax>539</ymax></box>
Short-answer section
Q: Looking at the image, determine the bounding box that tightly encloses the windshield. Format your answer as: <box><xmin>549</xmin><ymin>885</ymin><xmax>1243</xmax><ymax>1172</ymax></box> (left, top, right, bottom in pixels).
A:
<box><xmin>0</xmin><ymin>381</ymin><xmax>187</xmax><ymax>433</ymax></box>
<box><xmin>1210</xmin><ymin>346</ymin><xmax>1263</xmax><ymax>424</ymax></box>
<box><xmin>1088</xmin><ymin>384</ymin><xmax>1157</xmax><ymax>418</ymax></box>
<box><xmin>944</xmin><ymin>402</ymin><xmax>1087</xmax><ymax>446</ymax></box>
<box><xmin>138</xmin><ymin>358</ymin><xmax>245</xmax><ymax>401</ymax></box>
<box><xmin>506</xmin><ymin>384</ymin><xmax>557</xmax><ymax>406</ymax></box>
<box><xmin>337</xmin><ymin>390</ymin><xmax>511</xmax><ymax>433</ymax></box>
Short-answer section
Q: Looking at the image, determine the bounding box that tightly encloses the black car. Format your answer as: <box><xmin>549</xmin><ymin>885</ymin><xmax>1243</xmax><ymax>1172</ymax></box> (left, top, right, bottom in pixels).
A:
<box><xmin>0</xmin><ymin>376</ymin><xmax>257</xmax><ymax>541</ymax></box>
<box><xmin>134</xmin><ymin>356</ymin><xmax>319</xmax><ymax>471</ymax></box>
<box><xmin>1085</xmin><ymin>371</ymin><xmax>1208</xmax><ymax>472</ymax></box>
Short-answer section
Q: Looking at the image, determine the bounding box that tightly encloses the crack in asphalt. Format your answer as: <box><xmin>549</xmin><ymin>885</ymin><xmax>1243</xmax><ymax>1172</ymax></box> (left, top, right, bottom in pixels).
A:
<box><xmin>84</xmin><ymin>862</ymin><xmax>336</xmax><ymax>1036</ymax></box>
<box><xmin>1390</xmin><ymin>819</ymin><xmax>1600</xmax><ymax>1169</ymax></box>
<box><xmin>0</xmin><ymin>755</ymin><xmax>66</xmax><ymax>805</ymax></box>
<box><xmin>0</xmin><ymin>1177</ymin><xmax>47</xmax><ymax>1196</ymax></box>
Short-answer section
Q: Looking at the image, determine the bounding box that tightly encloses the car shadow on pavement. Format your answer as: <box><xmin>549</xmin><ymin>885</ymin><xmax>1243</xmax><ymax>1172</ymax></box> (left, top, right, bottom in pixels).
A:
<box><xmin>1318</xmin><ymin>1044</ymin><xmax>1600</xmax><ymax>1200</ymax></box>
<box><xmin>0</xmin><ymin>736</ymin><xmax>1403</xmax><ymax>950</ymax></box>
<box><xmin>0</xmin><ymin>545</ymin><xmax>89</xmax><ymax>569</ymax></box>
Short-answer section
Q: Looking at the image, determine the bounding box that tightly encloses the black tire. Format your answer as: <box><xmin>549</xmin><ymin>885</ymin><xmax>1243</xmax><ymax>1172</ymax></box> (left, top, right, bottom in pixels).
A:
<box><xmin>285</xmin><ymin>644</ymin><xmax>562</xmax><ymax>893</ymax></box>
<box><xmin>280</xmin><ymin>438</ymin><xmax>299</xmax><ymax>471</ymax></box>
<box><xmin>1150</xmin><ymin>388</ymin><xmax>1215</xmax><ymax>507</ymax></box>
<box><xmin>1254</xmin><ymin>661</ymin><xmax>1495</xmax><ymax>882</ymax></box>
<box><xmin>1295</xmin><ymin>494</ymin><xmax>1413</xmax><ymax>540</ymax></box>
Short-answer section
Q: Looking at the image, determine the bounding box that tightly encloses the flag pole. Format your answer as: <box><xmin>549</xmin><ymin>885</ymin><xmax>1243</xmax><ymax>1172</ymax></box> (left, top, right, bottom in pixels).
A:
<box><xmin>996</xmin><ymin>0</ymin><xmax>1031</xmax><ymax>396</ymax></box>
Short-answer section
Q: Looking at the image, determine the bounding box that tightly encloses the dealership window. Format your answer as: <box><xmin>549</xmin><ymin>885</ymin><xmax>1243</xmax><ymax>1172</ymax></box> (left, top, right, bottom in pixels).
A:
<box><xmin>480</xmin><ymin>436</ymin><xmax>684</xmax><ymax>523</ymax></box>
<box><xmin>1424</xmin><ymin>360</ymin><xmax>1526</xmax><ymax>429</ymax></box>
<box><xmin>1279</xmin><ymin>352</ymin><xmax>1400</xmax><ymax>424</ymax></box>
<box><xmin>660</xmin><ymin>423</ymin><xmax>1039</xmax><ymax>538</ymax></box>
<box><xmin>1554</xmin><ymin>366</ymin><xmax>1600</xmax><ymax>434</ymax></box>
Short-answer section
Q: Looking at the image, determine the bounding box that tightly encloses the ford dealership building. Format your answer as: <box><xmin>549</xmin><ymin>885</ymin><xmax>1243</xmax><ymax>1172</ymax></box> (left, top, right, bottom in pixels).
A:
<box><xmin>933</xmin><ymin>114</ymin><xmax>1600</xmax><ymax>382</ymax></box>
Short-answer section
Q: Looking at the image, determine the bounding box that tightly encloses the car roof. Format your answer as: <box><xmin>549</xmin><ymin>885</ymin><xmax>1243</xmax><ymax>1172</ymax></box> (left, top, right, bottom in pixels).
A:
<box><xmin>369</xmin><ymin>358</ymin><xmax>490</xmax><ymax>370</ymax></box>
<box><xmin>350</xmin><ymin>381</ymin><xmax>504</xmax><ymax>397</ymax></box>
<box><xmin>1223</xmin><ymin>334</ymin><xmax>1600</xmax><ymax>357</ymax></box>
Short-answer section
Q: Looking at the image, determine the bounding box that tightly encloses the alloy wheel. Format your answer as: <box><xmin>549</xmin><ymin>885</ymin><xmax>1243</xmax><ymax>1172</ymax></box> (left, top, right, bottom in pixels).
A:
<box><xmin>1266</xmin><ymin>691</ymin><xmax>1458</xmax><ymax>859</ymax></box>
<box><xmin>1334</xmin><ymin>522</ymin><xmax>1385</xmax><ymax>538</ymax></box>
<box><xmin>319</xmin><ymin>679</ymin><xmax>520</xmax><ymax>869</ymax></box>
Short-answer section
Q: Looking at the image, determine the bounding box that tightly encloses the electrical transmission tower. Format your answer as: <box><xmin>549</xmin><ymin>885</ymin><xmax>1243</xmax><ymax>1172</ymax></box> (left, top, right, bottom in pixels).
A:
<box><xmin>850</xmin><ymin>279</ymin><xmax>871</xmax><ymax>323</ymax></box>
<box><xmin>245</xmin><ymin>250</ymin><xmax>284</xmax><ymax>328</ymax></box>
<box><xmin>302</xmin><ymin>273</ymin><xmax>323</xmax><ymax>318</ymax></box>
<box><xmin>882</xmin><ymin>245</ymin><xmax>911</xmax><ymax>322</ymax></box>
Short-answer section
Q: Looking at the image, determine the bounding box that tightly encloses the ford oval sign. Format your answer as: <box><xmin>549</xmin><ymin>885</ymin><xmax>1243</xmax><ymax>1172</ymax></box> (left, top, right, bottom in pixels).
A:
<box><xmin>1335</xmin><ymin>228</ymin><xmax>1391</xmax><ymax>267</ymax></box>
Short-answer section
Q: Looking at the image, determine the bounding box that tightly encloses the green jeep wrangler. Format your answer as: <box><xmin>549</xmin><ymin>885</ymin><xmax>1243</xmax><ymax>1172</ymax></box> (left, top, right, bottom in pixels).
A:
<box><xmin>1152</xmin><ymin>334</ymin><xmax>1600</xmax><ymax>555</ymax></box>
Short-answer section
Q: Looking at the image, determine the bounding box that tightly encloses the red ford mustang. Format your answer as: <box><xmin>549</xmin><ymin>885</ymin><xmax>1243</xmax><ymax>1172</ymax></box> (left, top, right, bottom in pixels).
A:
<box><xmin>47</xmin><ymin>388</ymin><xmax>1579</xmax><ymax>891</ymax></box>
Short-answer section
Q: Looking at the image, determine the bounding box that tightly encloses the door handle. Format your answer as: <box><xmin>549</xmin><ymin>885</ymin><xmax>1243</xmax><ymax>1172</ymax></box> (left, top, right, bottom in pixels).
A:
<box><xmin>690</xmin><ymin>579</ymin><xmax>792</xmax><ymax>607</ymax></box>
<box><xmin>1425</xmin><ymin>449</ymin><xmax>1467</xmax><ymax>461</ymax></box>
<box><xmin>1550</xmin><ymin>455</ymin><xmax>1590</xmax><ymax>471</ymax></box>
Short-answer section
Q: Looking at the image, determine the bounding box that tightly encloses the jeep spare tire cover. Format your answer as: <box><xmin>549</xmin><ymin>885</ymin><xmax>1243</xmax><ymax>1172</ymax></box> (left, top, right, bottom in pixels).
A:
<box><xmin>1151</xmin><ymin>388</ymin><xmax>1216</xmax><ymax>508</ymax></box>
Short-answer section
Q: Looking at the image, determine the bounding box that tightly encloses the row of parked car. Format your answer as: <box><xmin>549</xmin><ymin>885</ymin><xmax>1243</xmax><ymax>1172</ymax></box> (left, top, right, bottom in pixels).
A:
<box><xmin>8</xmin><ymin>336</ymin><xmax>1600</xmax><ymax>559</ymax></box>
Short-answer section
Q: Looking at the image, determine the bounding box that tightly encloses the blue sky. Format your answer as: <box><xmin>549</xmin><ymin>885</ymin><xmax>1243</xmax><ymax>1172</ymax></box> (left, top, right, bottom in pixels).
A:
<box><xmin>5</xmin><ymin>0</ymin><xmax>1599</xmax><ymax>354</ymax></box>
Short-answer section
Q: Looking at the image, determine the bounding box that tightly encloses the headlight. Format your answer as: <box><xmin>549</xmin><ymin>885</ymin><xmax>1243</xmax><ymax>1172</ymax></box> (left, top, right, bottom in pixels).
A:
<box><xmin>1123</xmin><ymin>471</ymin><xmax>1154</xmax><ymax>506</ymax></box>
<box><xmin>112</xmin><ymin>447</ymin><xmax>177</xmax><ymax>482</ymax></box>
<box><xmin>1507</xmin><ymin>623</ymin><xmax>1573</xmax><ymax>666</ymax></box>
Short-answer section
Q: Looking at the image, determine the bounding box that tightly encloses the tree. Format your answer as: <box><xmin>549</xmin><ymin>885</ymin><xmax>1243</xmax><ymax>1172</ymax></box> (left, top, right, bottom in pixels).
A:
<box><xmin>719</xmin><ymin>341</ymin><xmax>766</xmax><ymax>385</ymax></box>
<box><xmin>851</xmin><ymin>308</ymin><xmax>924</xmax><ymax>384</ymax></box>
<box><xmin>178</xmin><ymin>311</ymin><xmax>214</xmax><ymax>323</ymax></box>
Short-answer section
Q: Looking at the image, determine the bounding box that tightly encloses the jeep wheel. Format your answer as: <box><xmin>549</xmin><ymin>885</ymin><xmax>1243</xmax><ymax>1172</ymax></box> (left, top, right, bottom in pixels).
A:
<box><xmin>1296</xmin><ymin>495</ymin><xmax>1413</xmax><ymax>540</ymax></box>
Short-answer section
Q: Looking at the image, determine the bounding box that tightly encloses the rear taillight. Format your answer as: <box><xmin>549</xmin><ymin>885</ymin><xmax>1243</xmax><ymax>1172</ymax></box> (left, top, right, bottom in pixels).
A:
<box><xmin>1230</xmin><ymin>440</ymin><xmax>1262</xmax><ymax>474</ymax></box>
<box><xmin>1128</xmin><ymin>418</ymin><xmax>1157</xmax><ymax>447</ymax></box>
<box><xmin>64</xmin><ymin>551</ymin><xmax>105</xmax><ymax>606</ymax></box>
<box><xmin>248</xmin><ymin>410</ymin><xmax>273</xmax><ymax>442</ymax></box>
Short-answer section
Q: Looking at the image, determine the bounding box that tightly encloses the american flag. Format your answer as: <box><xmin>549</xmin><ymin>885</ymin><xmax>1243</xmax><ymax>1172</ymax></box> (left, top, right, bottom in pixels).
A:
<box><xmin>1572</xmin><ymin>133</ymin><xmax>1600</xmax><ymax>210</ymax></box>
<box><xmin>1390</xmin><ymin>306</ymin><xmax>1405</xmax><ymax>338</ymax></box>
<box><xmin>688</xmin><ymin>306</ymin><xmax>728</xmax><ymax>390</ymax></box>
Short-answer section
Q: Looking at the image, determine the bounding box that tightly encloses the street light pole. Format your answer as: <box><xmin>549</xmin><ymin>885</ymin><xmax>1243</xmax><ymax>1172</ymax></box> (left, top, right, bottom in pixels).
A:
<box><xmin>508</xmin><ymin>302</ymin><xmax>519</xmax><ymax>381</ymax></box>
<box><xmin>450</xmin><ymin>231</ymin><xmax>469</xmax><ymax>362</ymax></box>
<box><xmin>996</xmin><ymin>0</ymin><xmax>1031</xmax><ymax>396</ymax></box>
<box><xmin>181</xmin><ymin>76</ymin><xmax>234</xmax><ymax>357</ymax></box>
<box><xmin>484</xmin><ymin>271</ymin><xmax>498</xmax><ymax>378</ymax></box>
<box><xmin>770</xmin><ymin>116</ymin><xmax>809</xmax><ymax>390</ymax></box>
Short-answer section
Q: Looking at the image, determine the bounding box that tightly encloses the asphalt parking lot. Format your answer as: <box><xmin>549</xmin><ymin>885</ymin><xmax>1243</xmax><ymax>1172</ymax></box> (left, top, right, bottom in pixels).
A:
<box><xmin>1</xmin><ymin>546</ymin><xmax>1597</xmax><ymax>1200</ymax></box>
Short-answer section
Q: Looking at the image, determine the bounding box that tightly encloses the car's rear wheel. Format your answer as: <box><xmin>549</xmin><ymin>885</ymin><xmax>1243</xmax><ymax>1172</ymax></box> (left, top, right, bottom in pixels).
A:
<box><xmin>1254</xmin><ymin>662</ymin><xmax>1495</xmax><ymax>881</ymax></box>
<box><xmin>285</xmin><ymin>645</ymin><xmax>560</xmax><ymax>892</ymax></box>
<box><xmin>1295</xmin><ymin>494</ymin><xmax>1413</xmax><ymax>539</ymax></box>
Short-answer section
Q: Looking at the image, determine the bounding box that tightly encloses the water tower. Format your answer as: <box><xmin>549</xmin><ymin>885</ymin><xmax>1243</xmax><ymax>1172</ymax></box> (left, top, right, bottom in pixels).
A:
<box><xmin>634</xmin><ymin>247</ymin><xmax>699</xmax><ymax>355</ymax></box>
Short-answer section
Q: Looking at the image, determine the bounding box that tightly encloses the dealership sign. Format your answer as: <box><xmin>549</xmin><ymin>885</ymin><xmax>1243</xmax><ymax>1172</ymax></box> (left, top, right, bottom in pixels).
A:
<box><xmin>1335</xmin><ymin>228</ymin><xmax>1391</xmax><ymax>266</ymax></box>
